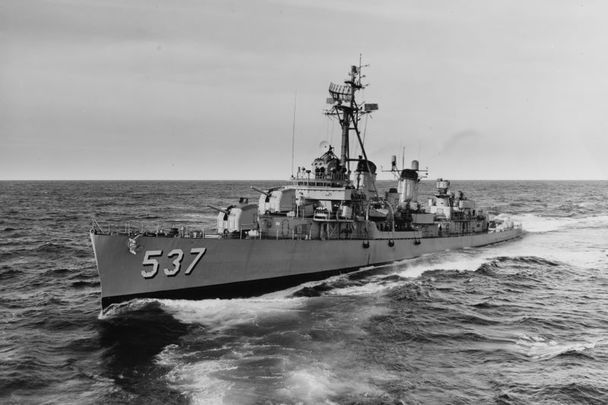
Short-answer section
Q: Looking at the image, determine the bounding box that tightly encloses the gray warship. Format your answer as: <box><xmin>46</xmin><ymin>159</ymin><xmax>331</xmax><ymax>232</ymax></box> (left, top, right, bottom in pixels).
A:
<box><xmin>90</xmin><ymin>63</ymin><xmax>522</xmax><ymax>309</ymax></box>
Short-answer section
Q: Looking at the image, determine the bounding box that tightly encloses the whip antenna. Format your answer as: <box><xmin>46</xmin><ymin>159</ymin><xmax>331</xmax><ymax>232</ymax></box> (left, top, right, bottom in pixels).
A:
<box><xmin>291</xmin><ymin>91</ymin><xmax>297</xmax><ymax>178</ymax></box>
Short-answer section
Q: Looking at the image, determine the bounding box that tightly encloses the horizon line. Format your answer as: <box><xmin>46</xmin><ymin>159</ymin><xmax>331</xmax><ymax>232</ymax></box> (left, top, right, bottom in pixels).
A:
<box><xmin>1</xmin><ymin>178</ymin><xmax>606</xmax><ymax>182</ymax></box>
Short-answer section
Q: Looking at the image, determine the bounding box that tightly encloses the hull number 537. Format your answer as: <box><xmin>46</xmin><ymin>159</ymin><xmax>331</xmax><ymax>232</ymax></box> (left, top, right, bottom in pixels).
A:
<box><xmin>141</xmin><ymin>248</ymin><xmax>207</xmax><ymax>279</ymax></box>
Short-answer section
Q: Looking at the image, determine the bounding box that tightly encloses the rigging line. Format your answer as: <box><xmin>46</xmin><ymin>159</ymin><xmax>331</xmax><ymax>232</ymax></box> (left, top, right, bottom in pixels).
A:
<box><xmin>291</xmin><ymin>91</ymin><xmax>297</xmax><ymax>178</ymax></box>
<box><xmin>353</xmin><ymin>113</ymin><xmax>368</xmax><ymax>161</ymax></box>
<box><xmin>330</xmin><ymin>115</ymin><xmax>335</xmax><ymax>146</ymax></box>
<box><xmin>352</xmin><ymin>113</ymin><xmax>379</xmax><ymax>199</ymax></box>
<box><xmin>352</xmin><ymin>120</ymin><xmax>360</xmax><ymax>159</ymax></box>
<box><xmin>326</xmin><ymin>112</ymin><xmax>330</xmax><ymax>143</ymax></box>
<box><xmin>362</xmin><ymin>113</ymin><xmax>369</xmax><ymax>146</ymax></box>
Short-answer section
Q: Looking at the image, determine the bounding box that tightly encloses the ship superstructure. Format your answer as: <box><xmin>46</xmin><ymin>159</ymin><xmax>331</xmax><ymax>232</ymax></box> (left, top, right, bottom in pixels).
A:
<box><xmin>209</xmin><ymin>64</ymin><xmax>501</xmax><ymax>244</ymax></box>
<box><xmin>90</xmin><ymin>63</ymin><xmax>522</xmax><ymax>309</ymax></box>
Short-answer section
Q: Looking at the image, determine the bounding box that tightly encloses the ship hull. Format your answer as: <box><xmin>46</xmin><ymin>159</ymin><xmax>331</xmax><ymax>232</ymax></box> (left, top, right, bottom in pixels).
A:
<box><xmin>91</xmin><ymin>229</ymin><xmax>522</xmax><ymax>308</ymax></box>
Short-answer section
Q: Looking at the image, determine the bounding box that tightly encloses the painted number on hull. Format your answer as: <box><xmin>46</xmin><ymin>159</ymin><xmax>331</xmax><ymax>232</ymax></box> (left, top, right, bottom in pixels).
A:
<box><xmin>141</xmin><ymin>248</ymin><xmax>207</xmax><ymax>279</ymax></box>
<box><xmin>164</xmin><ymin>249</ymin><xmax>184</xmax><ymax>276</ymax></box>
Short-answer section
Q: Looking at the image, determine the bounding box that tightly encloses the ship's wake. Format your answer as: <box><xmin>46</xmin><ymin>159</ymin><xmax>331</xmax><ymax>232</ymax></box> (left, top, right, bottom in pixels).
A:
<box><xmin>286</xmin><ymin>249</ymin><xmax>520</xmax><ymax>298</ymax></box>
<box><xmin>151</xmin><ymin>293</ymin><xmax>392</xmax><ymax>405</ymax></box>
<box><xmin>503</xmin><ymin>213</ymin><xmax>608</xmax><ymax>233</ymax></box>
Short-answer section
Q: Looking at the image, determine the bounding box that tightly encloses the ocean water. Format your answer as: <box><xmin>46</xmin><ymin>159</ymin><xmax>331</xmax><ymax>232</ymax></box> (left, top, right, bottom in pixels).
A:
<box><xmin>1</xmin><ymin>180</ymin><xmax>607</xmax><ymax>404</ymax></box>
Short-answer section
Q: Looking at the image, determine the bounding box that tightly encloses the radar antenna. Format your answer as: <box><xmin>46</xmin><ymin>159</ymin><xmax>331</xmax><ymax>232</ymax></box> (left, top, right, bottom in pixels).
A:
<box><xmin>325</xmin><ymin>57</ymin><xmax>379</xmax><ymax>193</ymax></box>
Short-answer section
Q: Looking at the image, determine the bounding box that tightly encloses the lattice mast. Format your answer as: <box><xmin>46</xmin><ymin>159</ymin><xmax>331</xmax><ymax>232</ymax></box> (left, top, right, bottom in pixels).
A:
<box><xmin>326</xmin><ymin>61</ymin><xmax>378</xmax><ymax>178</ymax></box>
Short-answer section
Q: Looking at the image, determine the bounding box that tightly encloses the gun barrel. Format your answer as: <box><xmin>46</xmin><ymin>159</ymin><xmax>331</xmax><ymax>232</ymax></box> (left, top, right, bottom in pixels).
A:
<box><xmin>250</xmin><ymin>186</ymin><xmax>269</xmax><ymax>196</ymax></box>
<box><xmin>207</xmin><ymin>205</ymin><xmax>228</xmax><ymax>214</ymax></box>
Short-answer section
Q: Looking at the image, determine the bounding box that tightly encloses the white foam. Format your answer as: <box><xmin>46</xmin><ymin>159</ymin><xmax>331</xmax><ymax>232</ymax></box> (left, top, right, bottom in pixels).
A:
<box><xmin>396</xmin><ymin>252</ymin><xmax>488</xmax><ymax>277</ymax></box>
<box><xmin>153</xmin><ymin>296</ymin><xmax>391</xmax><ymax>404</ymax></box>
<box><xmin>97</xmin><ymin>298</ymin><xmax>157</xmax><ymax>319</ymax></box>
<box><xmin>276</xmin><ymin>364</ymin><xmax>386</xmax><ymax>405</ymax></box>
<box><xmin>507</xmin><ymin>213</ymin><xmax>608</xmax><ymax>233</ymax></box>
<box><xmin>316</xmin><ymin>251</ymin><xmax>493</xmax><ymax>297</ymax></box>
<box><xmin>325</xmin><ymin>280</ymin><xmax>400</xmax><ymax>296</ymax></box>
<box><xmin>279</xmin><ymin>367</ymin><xmax>338</xmax><ymax>404</ymax></box>
<box><xmin>156</xmin><ymin>297</ymin><xmax>306</xmax><ymax>332</ymax></box>
<box><xmin>482</xmin><ymin>224</ymin><xmax>608</xmax><ymax>269</ymax></box>
<box><xmin>515</xmin><ymin>334</ymin><xmax>599</xmax><ymax>360</ymax></box>
<box><xmin>303</xmin><ymin>251</ymin><xmax>478</xmax><ymax>297</ymax></box>
<box><xmin>157</xmin><ymin>345</ymin><xmax>236</xmax><ymax>405</ymax></box>
<box><xmin>260</xmin><ymin>272</ymin><xmax>354</xmax><ymax>299</ymax></box>
<box><xmin>157</xmin><ymin>352</ymin><xmax>387</xmax><ymax>405</ymax></box>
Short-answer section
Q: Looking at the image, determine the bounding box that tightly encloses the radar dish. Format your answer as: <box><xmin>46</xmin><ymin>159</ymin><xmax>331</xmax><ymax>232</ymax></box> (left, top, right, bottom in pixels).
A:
<box><xmin>319</xmin><ymin>141</ymin><xmax>330</xmax><ymax>153</ymax></box>
<box><xmin>329</xmin><ymin>82</ymin><xmax>352</xmax><ymax>102</ymax></box>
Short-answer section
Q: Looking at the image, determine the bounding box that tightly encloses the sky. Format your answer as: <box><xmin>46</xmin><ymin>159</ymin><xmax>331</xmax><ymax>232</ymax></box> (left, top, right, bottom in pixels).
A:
<box><xmin>1</xmin><ymin>0</ymin><xmax>607</xmax><ymax>180</ymax></box>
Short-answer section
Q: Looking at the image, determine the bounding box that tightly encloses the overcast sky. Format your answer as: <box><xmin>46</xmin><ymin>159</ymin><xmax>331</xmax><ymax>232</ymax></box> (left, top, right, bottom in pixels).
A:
<box><xmin>2</xmin><ymin>0</ymin><xmax>607</xmax><ymax>180</ymax></box>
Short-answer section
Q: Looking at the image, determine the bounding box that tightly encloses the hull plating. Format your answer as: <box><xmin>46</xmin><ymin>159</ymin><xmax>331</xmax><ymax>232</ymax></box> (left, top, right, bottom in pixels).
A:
<box><xmin>91</xmin><ymin>229</ymin><xmax>522</xmax><ymax>307</ymax></box>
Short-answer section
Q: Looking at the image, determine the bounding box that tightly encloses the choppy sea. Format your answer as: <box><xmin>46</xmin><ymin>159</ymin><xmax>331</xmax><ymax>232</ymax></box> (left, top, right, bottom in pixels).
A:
<box><xmin>1</xmin><ymin>180</ymin><xmax>607</xmax><ymax>404</ymax></box>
